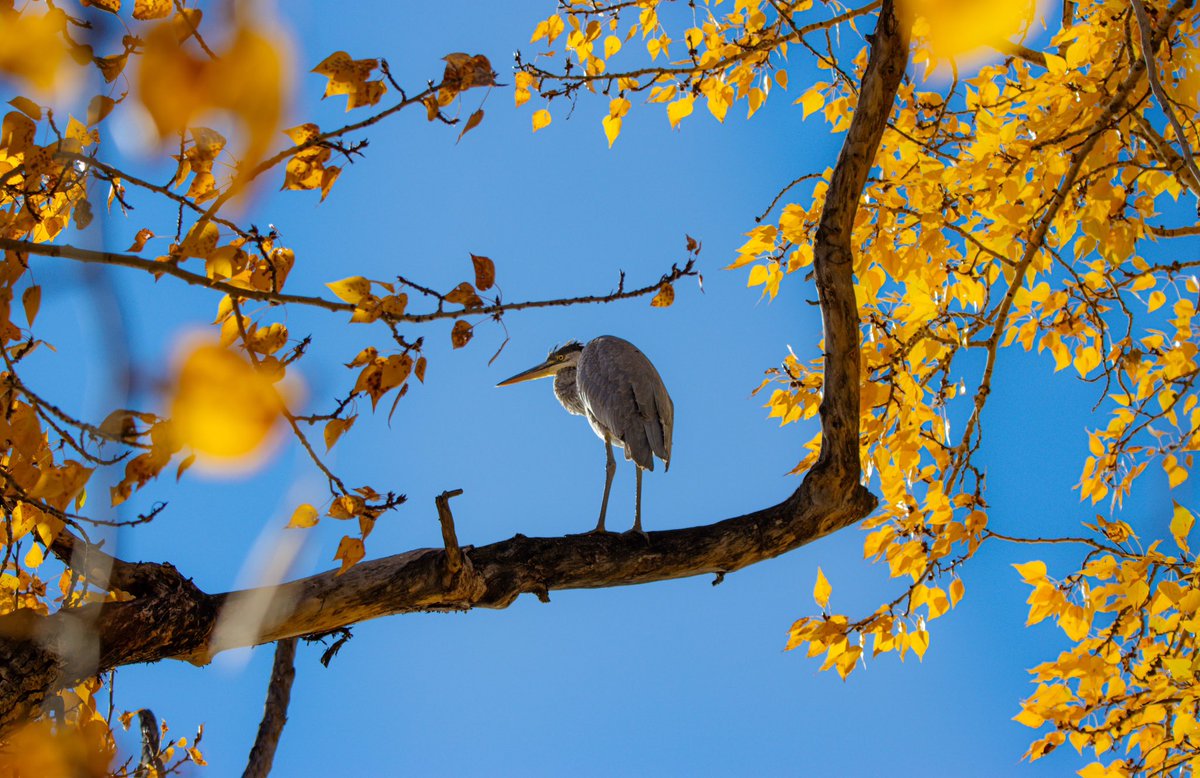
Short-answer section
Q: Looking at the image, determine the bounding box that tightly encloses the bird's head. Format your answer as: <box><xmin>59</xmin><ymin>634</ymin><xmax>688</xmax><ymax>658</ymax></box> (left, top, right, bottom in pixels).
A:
<box><xmin>497</xmin><ymin>341</ymin><xmax>584</xmax><ymax>386</ymax></box>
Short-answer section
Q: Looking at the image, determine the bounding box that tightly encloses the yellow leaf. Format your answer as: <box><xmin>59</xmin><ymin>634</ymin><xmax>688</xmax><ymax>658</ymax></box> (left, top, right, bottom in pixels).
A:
<box><xmin>8</xmin><ymin>96</ymin><xmax>40</xmax><ymax>120</ymax></box>
<box><xmin>24</xmin><ymin>542</ymin><xmax>43</xmax><ymax>569</ymax></box>
<box><xmin>133</xmin><ymin>0</ymin><xmax>172</xmax><ymax>20</ymax></box>
<box><xmin>323</xmin><ymin>415</ymin><xmax>356</xmax><ymax>450</ymax></box>
<box><xmin>799</xmin><ymin>88</ymin><xmax>824</xmax><ymax>120</ymax></box>
<box><xmin>1171</xmin><ymin>501</ymin><xmax>1194</xmax><ymax>555</ymax></box>
<box><xmin>1149</xmin><ymin>290</ymin><xmax>1166</xmax><ymax>312</ymax></box>
<box><xmin>178</xmin><ymin>221</ymin><xmax>220</xmax><ymax>259</ymax></box>
<box><xmin>650</xmin><ymin>283</ymin><xmax>674</xmax><ymax>307</ymax></box>
<box><xmin>532</xmin><ymin>109</ymin><xmax>552</xmax><ymax>132</ymax></box>
<box><xmin>326</xmin><ymin>276</ymin><xmax>372</xmax><ymax>304</ymax></box>
<box><xmin>1044</xmin><ymin>52</ymin><xmax>1067</xmax><ymax>75</ymax></box>
<box><xmin>813</xmin><ymin>567</ymin><xmax>831</xmax><ymax>609</ymax></box>
<box><xmin>287</xmin><ymin>503</ymin><xmax>319</xmax><ymax>529</ymax></box>
<box><xmin>909</xmin><ymin>629</ymin><xmax>929</xmax><ymax>660</ymax></box>
<box><xmin>602</xmin><ymin>114</ymin><xmax>622</xmax><ymax>147</ymax></box>
<box><xmin>667</xmin><ymin>95</ymin><xmax>694</xmax><ymax>128</ymax></box>
<box><xmin>949</xmin><ymin>578</ymin><xmax>964</xmax><ymax>606</ymax></box>
<box><xmin>1013</xmin><ymin>560</ymin><xmax>1046</xmax><ymax>583</ymax></box>
<box><xmin>604</xmin><ymin>35</ymin><xmax>622</xmax><ymax>58</ymax></box>
<box><xmin>21</xmin><ymin>285</ymin><xmax>40</xmax><ymax>327</ymax></box>
<box><xmin>312</xmin><ymin>52</ymin><xmax>387</xmax><ymax>111</ymax></box>
<box><xmin>1165</xmin><ymin>454</ymin><xmax>1189</xmax><ymax>489</ymax></box>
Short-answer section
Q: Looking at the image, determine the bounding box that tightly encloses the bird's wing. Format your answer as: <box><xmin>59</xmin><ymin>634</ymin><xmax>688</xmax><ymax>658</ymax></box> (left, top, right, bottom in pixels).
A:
<box><xmin>577</xmin><ymin>336</ymin><xmax>673</xmax><ymax>471</ymax></box>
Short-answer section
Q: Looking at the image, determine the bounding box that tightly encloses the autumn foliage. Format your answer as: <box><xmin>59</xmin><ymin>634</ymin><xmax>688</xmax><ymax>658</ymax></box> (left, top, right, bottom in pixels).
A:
<box><xmin>0</xmin><ymin>0</ymin><xmax>1197</xmax><ymax>775</ymax></box>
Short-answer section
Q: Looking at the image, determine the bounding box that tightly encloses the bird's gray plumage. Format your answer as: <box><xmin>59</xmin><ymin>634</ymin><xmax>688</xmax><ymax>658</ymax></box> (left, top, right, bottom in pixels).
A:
<box><xmin>498</xmin><ymin>335</ymin><xmax>673</xmax><ymax>533</ymax></box>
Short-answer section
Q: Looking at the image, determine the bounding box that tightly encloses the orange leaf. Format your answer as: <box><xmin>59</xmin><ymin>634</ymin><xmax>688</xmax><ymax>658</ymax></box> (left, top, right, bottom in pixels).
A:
<box><xmin>471</xmin><ymin>254</ymin><xmax>495</xmax><ymax>291</ymax></box>
<box><xmin>127</xmin><ymin>228</ymin><xmax>155</xmax><ymax>252</ymax></box>
<box><xmin>333</xmin><ymin>535</ymin><xmax>365</xmax><ymax>574</ymax></box>
<box><xmin>21</xmin><ymin>285</ymin><xmax>40</xmax><ymax>327</ymax></box>
<box><xmin>456</xmin><ymin>108</ymin><xmax>484</xmax><ymax>143</ymax></box>
<box><xmin>445</xmin><ymin>282</ymin><xmax>482</xmax><ymax>308</ymax></box>
<box><xmin>451</xmin><ymin>321</ymin><xmax>472</xmax><ymax>349</ymax></box>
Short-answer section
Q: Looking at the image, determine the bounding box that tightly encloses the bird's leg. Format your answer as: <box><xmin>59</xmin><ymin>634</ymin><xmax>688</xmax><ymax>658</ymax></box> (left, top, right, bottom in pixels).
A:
<box><xmin>593</xmin><ymin>439</ymin><xmax>616</xmax><ymax>533</ymax></box>
<box><xmin>633</xmin><ymin>465</ymin><xmax>643</xmax><ymax>530</ymax></box>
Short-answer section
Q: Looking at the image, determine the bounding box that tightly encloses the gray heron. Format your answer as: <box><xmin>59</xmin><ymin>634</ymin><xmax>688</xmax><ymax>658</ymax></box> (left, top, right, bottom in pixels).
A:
<box><xmin>498</xmin><ymin>336</ymin><xmax>673</xmax><ymax>534</ymax></box>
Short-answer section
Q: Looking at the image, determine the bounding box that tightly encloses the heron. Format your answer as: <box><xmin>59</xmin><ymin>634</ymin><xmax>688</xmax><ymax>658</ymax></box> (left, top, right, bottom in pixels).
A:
<box><xmin>497</xmin><ymin>336</ymin><xmax>673</xmax><ymax>534</ymax></box>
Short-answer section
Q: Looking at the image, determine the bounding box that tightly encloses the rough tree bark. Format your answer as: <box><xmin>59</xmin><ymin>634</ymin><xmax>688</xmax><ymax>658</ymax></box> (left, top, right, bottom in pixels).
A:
<box><xmin>0</xmin><ymin>1</ymin><xmax>908</xmax><ymax>735</ymax></box>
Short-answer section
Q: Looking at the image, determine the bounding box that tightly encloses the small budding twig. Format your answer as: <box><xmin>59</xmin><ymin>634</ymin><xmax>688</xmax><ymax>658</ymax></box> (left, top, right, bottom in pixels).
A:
<box><xmin>435</xmin><ymin>488</ymin><xmax>465</xmax><ymax>575</ymax></box>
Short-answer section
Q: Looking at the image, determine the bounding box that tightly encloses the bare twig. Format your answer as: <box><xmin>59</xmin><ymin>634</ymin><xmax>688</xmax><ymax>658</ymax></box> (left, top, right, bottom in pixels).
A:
<box><xmin>241</xmin><ymin>638</ymin><xmax>298</xmax><ymax>778</ymax></box>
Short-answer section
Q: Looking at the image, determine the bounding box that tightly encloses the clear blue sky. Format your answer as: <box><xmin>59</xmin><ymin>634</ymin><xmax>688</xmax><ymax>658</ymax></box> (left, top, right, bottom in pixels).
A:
<box><xmin>20</xmin><ymin>1</ymin><xmax>1195</xmax><ymax>775</ymax></box>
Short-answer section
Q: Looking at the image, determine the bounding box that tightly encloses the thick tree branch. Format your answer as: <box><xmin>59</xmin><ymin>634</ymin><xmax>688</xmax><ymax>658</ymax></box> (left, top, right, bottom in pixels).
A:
<box><xmin>241</xmin><ymin>638</ymin><xmax>298</xmax><ymax>778</ymax></box>
<box><xmin>0</xmin><ymin>2</ymin><xmax>908</xmax><ymax>733</ymax></box>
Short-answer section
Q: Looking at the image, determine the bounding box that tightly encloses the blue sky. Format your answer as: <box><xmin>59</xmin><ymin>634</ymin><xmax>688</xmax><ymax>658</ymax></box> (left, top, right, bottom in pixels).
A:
<box><xmin>17</xmin><ymin>1</ymin><xmax>1196</xmax><ymax>775</ymax></box>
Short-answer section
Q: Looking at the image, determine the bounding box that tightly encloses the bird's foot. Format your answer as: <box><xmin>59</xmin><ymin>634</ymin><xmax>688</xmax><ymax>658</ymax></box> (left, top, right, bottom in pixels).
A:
<box><xmin>623</xmin><ymin>526</ymin><xmax>650</xmax><ymax>542</ymax></box>
<box><xmin>570</xmin><ymin>525</ymin><xmax>614</xmax><ymax>537</ymax></box>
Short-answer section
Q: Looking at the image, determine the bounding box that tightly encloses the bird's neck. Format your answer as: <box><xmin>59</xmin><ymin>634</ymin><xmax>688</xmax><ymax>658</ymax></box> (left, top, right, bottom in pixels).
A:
<box><xmin>553</xmin><ymin>367</ymin><xmax>587</xmax><ymax>416</ymax></box>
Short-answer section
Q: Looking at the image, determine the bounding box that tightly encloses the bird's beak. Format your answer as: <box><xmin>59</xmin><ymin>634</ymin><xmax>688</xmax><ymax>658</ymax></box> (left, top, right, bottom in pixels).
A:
<box><xmin>497</xmin><ymin>359</ymin><xmax>559</xmax><ymax>387</ymax></box>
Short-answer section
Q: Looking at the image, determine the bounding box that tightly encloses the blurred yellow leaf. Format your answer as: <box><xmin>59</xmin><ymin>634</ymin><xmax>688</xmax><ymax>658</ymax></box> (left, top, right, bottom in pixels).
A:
<box><xmin>0</xmin><ymin>10</ymin><xmax>68</xmax><ymax>92</ymax></box>
<box><xmin>8</xmin><ymin>96</ymin><xmax>40</xmax><ymax>120</ymax></box>
<box><xmin>169</xmin><ymin>344</ymin><xmax>281</xmax><ymax>460</ymax></box>
<box><xmin>287</xmin><ymin>503</ymin><xmax>319</xmax><ymax>529</ymax></box>
<box><xmin>898</xmin><ymin>0</ymin><xmax>1037</xmax><ymax>60</ymax></box>
<box><xmin>82</xmin><ymin>0</ymin><xmax>120</xmax><ymax>12</ymax></box>
<box><xmin>133</xmin><ymin>0</ymin><xmax>172</xmax><ymax>20</ymax></box>
<box><xmin>138</xmin><ymin>23</ymin><xmax>285</xmax><ymax>182</ymax></box>
<box><xmin>532</xmin><ymin>109</ymin><xmax>551</xmax><ymax>132</ymax></box>
<box><xmin>813</xmin><ymin>567</ymin><xmax>831</xmax><ymax>609</ymax></box>
<box><xmin>86</xmin><ymin>95</ymin><xmax>116</xmax><ymax>126</ymax></box>
<box><xmin>1171</xmin><ymin>501</ymin><xmax>1194</xmax><ymax>555</ymax></box>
